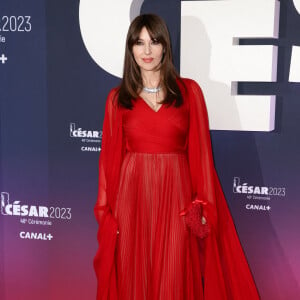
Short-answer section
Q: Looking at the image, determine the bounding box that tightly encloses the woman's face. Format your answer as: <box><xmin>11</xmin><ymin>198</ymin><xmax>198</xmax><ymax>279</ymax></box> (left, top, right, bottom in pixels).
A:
<box><xmin>132</xmin><ymin>27</ymin><xmax>164</xmax><ymax>74</ymax></box>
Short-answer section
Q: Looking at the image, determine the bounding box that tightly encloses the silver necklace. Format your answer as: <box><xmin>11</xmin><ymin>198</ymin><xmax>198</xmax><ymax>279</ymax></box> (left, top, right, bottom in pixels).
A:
<box><xmin>142</xmin><ymin>86</ymin><xmax>161</xmax><ymax>93</ymax></box>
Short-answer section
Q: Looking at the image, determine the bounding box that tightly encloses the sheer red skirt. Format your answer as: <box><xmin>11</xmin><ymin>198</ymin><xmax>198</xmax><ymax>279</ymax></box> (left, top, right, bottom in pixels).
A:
<box><xmin>114</xmin><ymin>152</ymin><xmax>202</xmax><ymax>300</ymax></box>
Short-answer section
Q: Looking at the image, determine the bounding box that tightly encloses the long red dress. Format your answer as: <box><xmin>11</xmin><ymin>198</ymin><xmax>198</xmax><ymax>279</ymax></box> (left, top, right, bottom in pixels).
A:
<box><xmin>94</xmin><ymin>78</ymin><xmax>260</xmax><ymax>300</ymax></box>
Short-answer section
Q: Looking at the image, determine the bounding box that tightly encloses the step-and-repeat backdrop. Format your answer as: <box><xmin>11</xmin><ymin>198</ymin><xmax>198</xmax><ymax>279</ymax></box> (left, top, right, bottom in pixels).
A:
<box><xmin>1</xmin><ymin>0</ymin><xmax>300</xmax><ymax>299</ymax></box>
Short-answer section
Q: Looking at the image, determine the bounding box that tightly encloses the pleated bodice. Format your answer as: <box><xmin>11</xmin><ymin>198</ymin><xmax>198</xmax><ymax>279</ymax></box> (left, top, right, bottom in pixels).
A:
<box><xmin>123</xmin><ymin>97</ymin><xmax>189</xmax><ymax>153</ymax></box>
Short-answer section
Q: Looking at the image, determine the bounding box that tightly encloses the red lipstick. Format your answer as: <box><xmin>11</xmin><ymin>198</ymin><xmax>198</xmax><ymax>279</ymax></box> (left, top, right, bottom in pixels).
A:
<box><xmin>142</xmin><ymin>58</ymin><xmax>154</xmax><ymax>63</ymax></box>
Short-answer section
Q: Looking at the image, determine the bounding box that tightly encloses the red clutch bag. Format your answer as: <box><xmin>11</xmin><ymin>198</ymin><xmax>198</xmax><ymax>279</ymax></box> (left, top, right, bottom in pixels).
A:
<box><xmin>180</xmin><ymin>197</ymin><xmax>210</xmax><ymax>238</ymax></box>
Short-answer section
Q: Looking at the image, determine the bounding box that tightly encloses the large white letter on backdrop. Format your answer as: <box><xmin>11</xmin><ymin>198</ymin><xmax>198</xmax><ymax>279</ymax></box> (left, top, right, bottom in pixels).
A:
<box><xmin>289</xmin><ymin>46</ymin><xmax>300</xmax><ymax>82</ymax></box>
<box><xmin>289</xmin><ymin>1</ymin><xmax>300</xmax><ymax>82</ymax></box>
<box><xmin>181</xmin><ymin>0</ymin><xmax>280</xmax><ymax>131</ymax></box>
<box><xmin>79</xmin><ymin>0</ymin><xmax>144</xmax><ymax>78</ymax></box>
<box><xmin>293</xmin><ymin>0</ymin><xmax>300</xmax><ymax>13</ymax></box>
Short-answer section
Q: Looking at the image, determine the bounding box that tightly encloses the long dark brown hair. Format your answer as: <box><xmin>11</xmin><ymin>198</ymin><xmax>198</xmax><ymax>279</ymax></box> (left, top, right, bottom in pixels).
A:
<box><xmin>117</xmin><ymin>14</ymin><xmax>185</xmax><ymax>109</ymax></box>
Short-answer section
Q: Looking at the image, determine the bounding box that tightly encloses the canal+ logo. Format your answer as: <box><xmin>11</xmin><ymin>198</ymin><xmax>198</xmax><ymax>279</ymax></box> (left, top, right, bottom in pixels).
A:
<box><xmin>20</xmin><ymin>231</ymin><xmax>54</xmax><ymax>241</ymax></box>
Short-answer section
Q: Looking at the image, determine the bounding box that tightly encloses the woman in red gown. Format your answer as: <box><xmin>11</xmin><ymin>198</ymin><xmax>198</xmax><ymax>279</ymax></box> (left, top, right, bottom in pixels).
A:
<box><xmin>94</xmin><ymin>14</ymin><xmax>260</xmax><ymax>300</ymax></box>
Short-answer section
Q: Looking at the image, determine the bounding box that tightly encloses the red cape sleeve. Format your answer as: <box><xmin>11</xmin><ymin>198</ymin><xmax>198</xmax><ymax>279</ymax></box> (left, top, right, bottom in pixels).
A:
<box><xmin>94</xmin><ymin>88</ymin><xmax>125</xmax><ymax>300</ymax></box>
<box><xmin>184</xmin><ymin>78</ymin><xmax>260</xmax><ymax>299</ymax></box>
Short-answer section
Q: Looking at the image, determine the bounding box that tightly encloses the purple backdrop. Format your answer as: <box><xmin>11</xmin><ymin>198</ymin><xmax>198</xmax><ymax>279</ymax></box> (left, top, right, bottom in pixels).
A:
<box><xmin>1</xmin><ymin>0</ymin><xmax>300</xmax><ymax>299</ymax></box>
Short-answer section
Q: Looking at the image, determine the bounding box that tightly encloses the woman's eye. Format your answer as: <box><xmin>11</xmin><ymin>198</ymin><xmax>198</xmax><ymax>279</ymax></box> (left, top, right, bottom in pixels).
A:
<box><xmin>135</xmin><ymin>40</ymin><xmax>143</xmax><ymax>45</ymax></box>
<box><xmin>151</xmin><ymin>39</ymin><xmax>159</xmax><ymax>45</ymax></box>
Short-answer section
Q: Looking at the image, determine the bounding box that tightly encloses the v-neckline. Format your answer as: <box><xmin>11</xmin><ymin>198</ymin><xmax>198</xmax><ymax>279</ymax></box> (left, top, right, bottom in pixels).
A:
<box><xmin>139</xmin><ymin>97</ymin><xmax>163</xmax><ymax>113</ymax></box>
